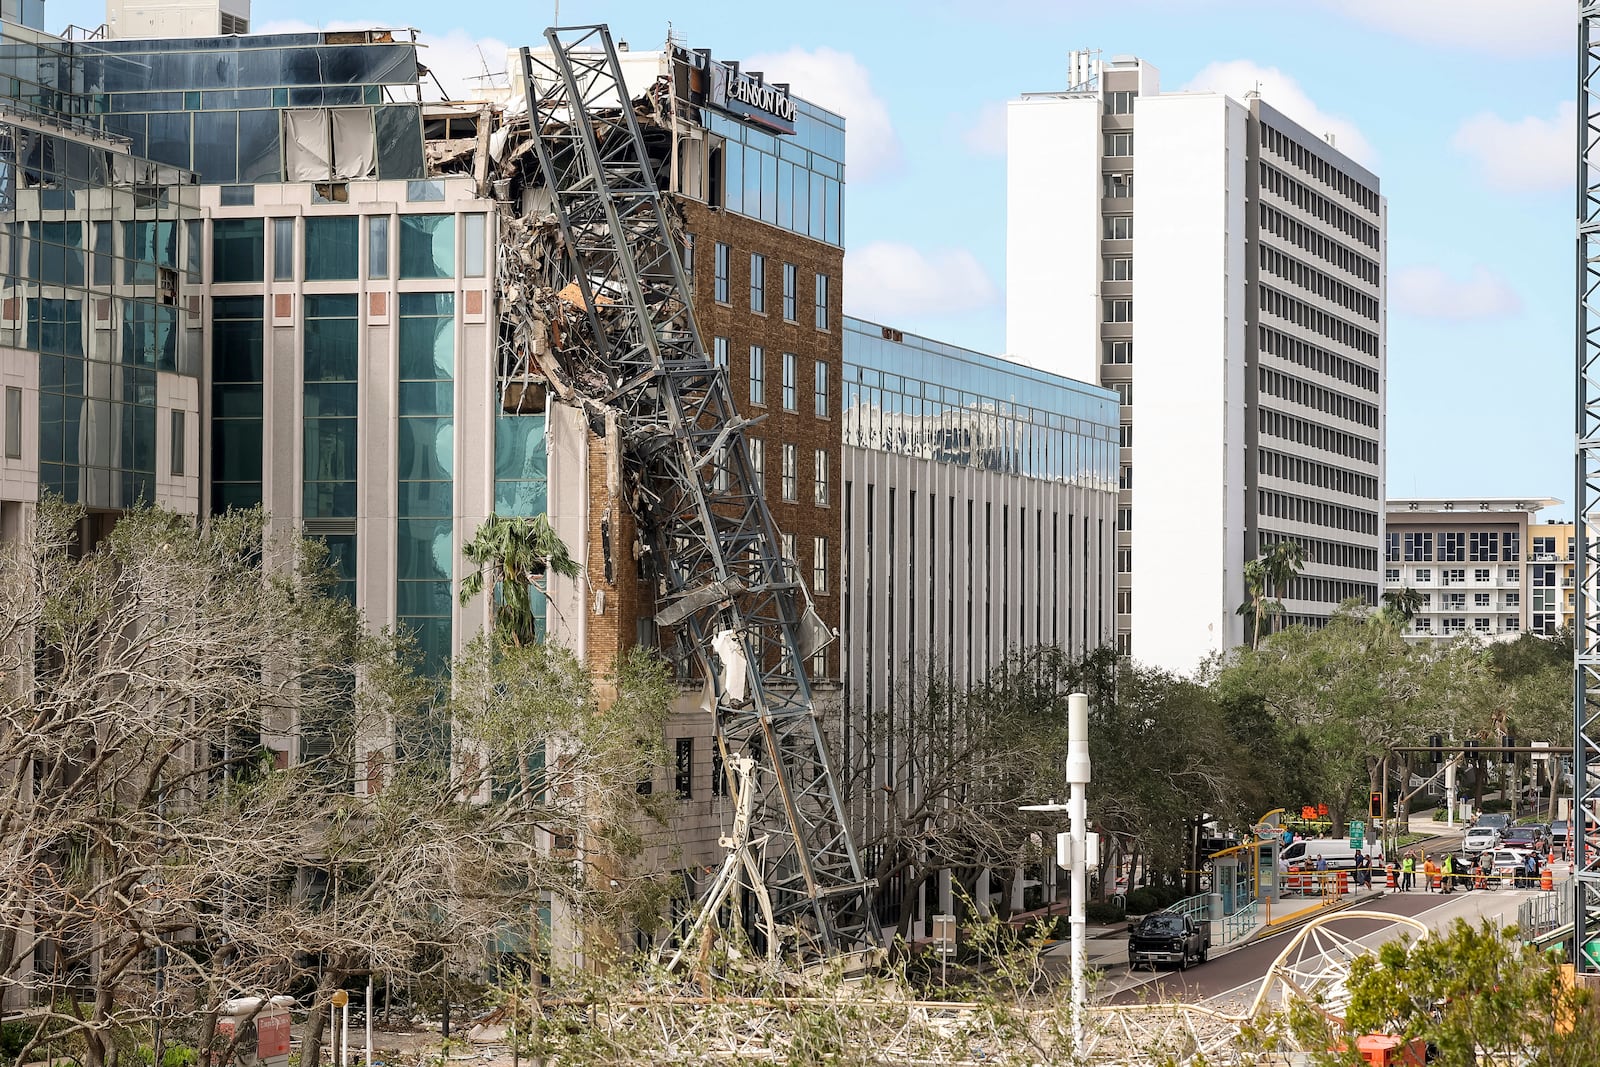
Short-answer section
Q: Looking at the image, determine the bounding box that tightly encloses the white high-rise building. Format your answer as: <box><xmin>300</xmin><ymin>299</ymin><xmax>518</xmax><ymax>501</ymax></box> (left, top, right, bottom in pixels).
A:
<box><xmin>1006</xmin><ymin>53</ymin><xmax>1386</xmax><ymax>673</ymax></box>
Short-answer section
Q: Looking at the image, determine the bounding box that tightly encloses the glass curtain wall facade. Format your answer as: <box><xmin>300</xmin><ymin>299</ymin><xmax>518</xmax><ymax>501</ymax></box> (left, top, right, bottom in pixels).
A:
<box><xmin>0</xmin><ymin>18</ymin><xmax>201</xmax><ymax>509</ymax></box>
<box><xmin>701</xmin><ymin>100</ymin><xmax>843</xmax><ymax>245</ymax></box>
<box><xmin>841</xmin><ymin>317</ymin><xmax>1118</xmax><ymax>487</ymax></box>
<box><xmin>397</xmin><ymin>292</ymin><xmax>454</xmax><ymax>674</ymax></box>
<box><xmin>80</xmin><ymin>33</ymin><xmax>424</xmax><ymax>185</ymax></box>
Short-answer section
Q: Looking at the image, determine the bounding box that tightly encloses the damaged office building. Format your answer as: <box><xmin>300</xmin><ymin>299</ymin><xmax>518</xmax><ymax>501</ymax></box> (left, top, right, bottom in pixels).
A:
<box><xmin>0</xmin><ymin>0</ymin><xmax>1118</xmax><ymax>951</ymax></box>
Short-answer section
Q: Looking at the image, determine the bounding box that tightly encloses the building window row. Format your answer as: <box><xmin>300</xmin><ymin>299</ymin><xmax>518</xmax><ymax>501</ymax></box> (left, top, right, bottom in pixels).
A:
<box><xmin>701</xmin><ymin>240</ymin><xmax>830</xmax><ymax>333</ymax></box>
<box><xmin>1285</xmin><ymin>573</ymin><xmax>1378</xmax><ymax>607</ymax></box>
<box><xmin>744</xmin><ymin>435</ymin><xmax>830</xmax><ymax>509</ymax></box>
<box><xmin>1258</xmin><ymin>488</ymin><xmax>1378</xmax><ymax>536</ymax></box>
<box><xmin>1256</xmin><ymin>527</ymin><xmax>1378</xmax><ymax>572</ymax></box>
<box><xmin>1258</xmin><ymin>242</ymin><xmax>1379</xmax><ymax>322</ymax></box>
<box><xmin>1258</xmin><ymin>325</ymin><xmax>1379</xmax><ymax>393</ymax></box>
<box><xmin>1259</xmin><ymin>203</ymin><xmax>1379</xmax><ymax>285</ymax></box>
<box><xmin>1105</xmin><ymin>90</ymin><xmax>1137</xmax><ymax>115</ymax></box>
<box><xmin>1258</xmin><ymin>447</ymin><xmax>1378</xmax><ymax>501</ymax></box>
<box><xmin>1386</xmin><ymin>529</ymin><xmax>1521</xmax><ymax>563</ymax></box>
<box><xmin>1259</xmin><ymin>161</ymin><xmax>1380</xmax><ymax>250</ymax></box>
<box><xmin>1104</xmin><ymin>256</ymin><xmax>1133</xmax><ymax>281</ymax></box>
<box><xmin>1103</xmin><ymin>172</ymin><xmax>1133</xmax><ymax>198</ymax></box>
<box><xmin>1257</xmin><ymin>365</ymin><xmax>1379</xmax><ymax>429</ymax></box>
<box><xmin>1104</xmin><ymin>214</ymin><xmax>1133</xmax><ymax>240</ymax></box>
<box><xmin>216</xmin><ymin>212</ymin><xmax>474</xmax><ymax>285</ymax></box>
<box><xmin>1104</xmin><ymin>131</ymin><xmax>1133</xmax><ymax>157</ymax></box>
<box><xmin>1258</xmin><ymin>408</ymin><xmax>1378</xmax><ymax>465</ymax></box>
<box><xmin>1104</xmin><ymin>298</ymin><xmax>1133</xmax><ymax>323</ymax></box>
<box><xmin>1258</xmin><ymin>284</ymin><xmax>1379</xmax><ymax>357</ymax></box>
<box><xmin>1260</xmin><ymin>123</ymin><xmax>1380</xmax><ymax>214</ymax></box>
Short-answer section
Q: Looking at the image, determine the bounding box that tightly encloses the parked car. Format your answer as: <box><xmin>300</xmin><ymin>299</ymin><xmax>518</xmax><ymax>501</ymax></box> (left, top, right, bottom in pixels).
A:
<box><xmin>1476</xmin><ymin>812</ymin><xmax>1513</xmax><ymax>833</ymax></box>
<box><xmin>1462</xmin><ymin>827</ymin><xmax>1501</xmax><ymax>854</ymax></box>
<box><xmin>1551</xmin><ymin>820</ymin><xmax>1570</xmax><ymax>850</ymax></box>
<box><xmin>1128</xmin><ymin>912</ymin><xmax>1210</xmax><ymax>971</ymax></box>
<box><xmin>1502</xmin><ymin>825</ymin><xmax>1546</xmax><ymax>851</ymax></box>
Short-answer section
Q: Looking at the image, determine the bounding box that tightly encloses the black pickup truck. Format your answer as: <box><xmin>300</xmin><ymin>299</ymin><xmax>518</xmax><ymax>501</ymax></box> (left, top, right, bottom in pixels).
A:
<box><xmin>1128</xmin><ymin>911</ymin><xmax>1210</xmax><ymax>970</ymax></box>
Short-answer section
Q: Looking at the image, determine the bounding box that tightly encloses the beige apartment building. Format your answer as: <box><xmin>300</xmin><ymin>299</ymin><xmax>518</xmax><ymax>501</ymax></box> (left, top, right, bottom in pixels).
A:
<box><xmin>1384</xmin><ymin>498</ymin><xmax>1560</xmax><ymax>640</ymax></box>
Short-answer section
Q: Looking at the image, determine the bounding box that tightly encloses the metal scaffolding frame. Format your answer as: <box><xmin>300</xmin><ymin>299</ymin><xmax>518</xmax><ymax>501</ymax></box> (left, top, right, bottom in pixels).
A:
<box><xmin>517</xmin><ymin>26</ymin><xmax>880</xmax><ymax>967</ymax></box>
<box><xmin>1576</xmin><ymin>0</ymin><xmax>1600</xmax><ymax>973</ymax></box>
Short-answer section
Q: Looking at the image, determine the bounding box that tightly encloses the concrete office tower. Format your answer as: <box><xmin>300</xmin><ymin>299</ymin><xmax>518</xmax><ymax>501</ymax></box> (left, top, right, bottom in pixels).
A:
<box><xmin>1007</xmin><ymin>53</ymin><xmax>1386</xmax><ymax>673</ymax></box>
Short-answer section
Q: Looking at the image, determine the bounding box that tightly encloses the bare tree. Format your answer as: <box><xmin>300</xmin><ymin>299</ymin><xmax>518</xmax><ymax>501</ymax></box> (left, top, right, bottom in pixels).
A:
<box><xmin>0</xmin><ymin>500</ymin><xmax>677</xmax><ymax>1067</ymax></box>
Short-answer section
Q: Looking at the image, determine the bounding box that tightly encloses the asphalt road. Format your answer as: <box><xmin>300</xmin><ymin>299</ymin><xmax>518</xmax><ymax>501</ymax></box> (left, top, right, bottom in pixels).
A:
<box><xmin>1105</xmin><ymin>885</ymin><xmax>1526</xmax><ymax>1005</ymax></box>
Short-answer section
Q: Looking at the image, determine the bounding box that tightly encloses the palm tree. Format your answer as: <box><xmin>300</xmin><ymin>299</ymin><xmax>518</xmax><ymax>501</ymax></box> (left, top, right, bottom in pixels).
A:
<box><xmin>1380</xmin><ymin>586</ymin><xmax>1425</xmax><ymax>628</ymax></box>
<box><xmin>459</xmin><ymin>513</ymin><xmax>580</xmax><ymax>645</ymax></box>
<box><xmin>1237</xmin><ymin>541</ymin><xmax>1307</xmax><ymax>649</ymax></box>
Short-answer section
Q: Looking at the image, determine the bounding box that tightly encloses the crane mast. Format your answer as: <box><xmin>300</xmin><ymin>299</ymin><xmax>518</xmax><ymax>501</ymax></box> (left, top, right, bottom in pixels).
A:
<box><xmin>518</xmin><ymin>26</ymin><xmax>880</xmax><ymax>968</ymax></box>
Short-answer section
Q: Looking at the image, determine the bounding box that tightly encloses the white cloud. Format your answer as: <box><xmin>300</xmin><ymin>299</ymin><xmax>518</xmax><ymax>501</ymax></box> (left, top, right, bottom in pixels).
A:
<box><xmin>1392</xmin><ymin>266</ymin><xmax>1522</xmax><ymax>321</ymax></box>
<box><xmin>416</xmin><ymin>29</ymin><xmax>513</xmax><ymax>98</ymax></box>
<box><xmin>844</xmin><ymin>242</ymin><xmax>999</xmax><ymax>322</ymax></box>
<box><xmin>1183</xmin><ymin>61</ymin><xmax>1375</xmax><ymax>167</ymax></box>
<box><xmin>1452</xmin><ymin>101</ymin><xmax>1573</xmax><ymax>192</ymax></box>
<box><xmin>1316</xmin><ymin>0</ymin><xmax>1566</xmax><ymax>55</ymax></box>
<box><xmin>253</xmin><ymin>20</ymin><xmax>508</xmax><ymax>99</ymax></box>
<box><xmin>960</xmin><ymin>101</ymin><xmax>1009</xmax><ymax>158</ymax></box>
<box><xmin>744</xmin><ymin>47</ymin><xmax>901</xmax><ymax>181</ymax></box>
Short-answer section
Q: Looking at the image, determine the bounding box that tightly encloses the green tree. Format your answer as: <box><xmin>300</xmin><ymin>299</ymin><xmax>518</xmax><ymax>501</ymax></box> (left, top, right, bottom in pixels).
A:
<box><xmin>1216</xmin><ymin>604</ymin><xmax>1420</xmax><ymax>831</ymax></box>
<box><xmin>459</xmin><ymin>514</ymin><xmax>580</xmax><ymax>645</ymax></box>
<box><xmin>1302</xmin><ymin>918</ymin><xmax>1599</xmax><ymax>1067</ymax></box>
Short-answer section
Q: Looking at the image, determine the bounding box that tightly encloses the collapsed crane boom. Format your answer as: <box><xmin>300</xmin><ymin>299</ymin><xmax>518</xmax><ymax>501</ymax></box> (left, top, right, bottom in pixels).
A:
<box><xmin>518</xmin><ymin>26</ymin><xmax>879</xmax><ymax>967</ymax></box>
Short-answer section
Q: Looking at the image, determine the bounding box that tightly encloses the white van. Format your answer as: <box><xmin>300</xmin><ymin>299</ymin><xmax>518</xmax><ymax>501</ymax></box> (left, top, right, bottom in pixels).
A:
<box><xmin>1278</xmin><ymin>838</ymin><xmax>1385</xmax><ymax>873</ymax></box>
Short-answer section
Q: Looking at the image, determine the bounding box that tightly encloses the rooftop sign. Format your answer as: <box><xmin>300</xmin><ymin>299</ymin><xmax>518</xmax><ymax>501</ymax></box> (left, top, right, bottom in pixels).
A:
<box><xmin>675</xmin><ymin>47</ymin><xmax>796</xmax><ymax>136</ymax></box>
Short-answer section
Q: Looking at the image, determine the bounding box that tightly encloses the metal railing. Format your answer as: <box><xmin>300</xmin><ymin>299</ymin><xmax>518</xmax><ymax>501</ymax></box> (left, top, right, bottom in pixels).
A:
<box><xmin>1221</xmin><ymin>899</ymin><xmax>1259</xmax><ymax>944</ymax></box>
<box><xmin>1163</xmin><ymin>892</ymin><xmax>1211</xmax><ymax>924</ymax></box>
<box><xmin>1516</xmin><ymin>876</ymin><xmax>1574</xmax><ymax>940</ymax></box>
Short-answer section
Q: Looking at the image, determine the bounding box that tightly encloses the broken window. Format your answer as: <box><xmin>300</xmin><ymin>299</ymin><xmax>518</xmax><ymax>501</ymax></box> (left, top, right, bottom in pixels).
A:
<box><xmin>282</xmin><ymin>108</ymin><xmax>378</xmax><ymax>182</ymax></box>
<box><xmin>674</xmin><ymin>737</ymin><xmax>693</xmax><ymax>799</ymax></box>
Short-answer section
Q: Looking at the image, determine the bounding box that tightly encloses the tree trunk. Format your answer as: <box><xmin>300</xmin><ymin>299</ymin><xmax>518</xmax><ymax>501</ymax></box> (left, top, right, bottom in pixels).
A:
<box><xmin>301</xmin><ymin>967</ymin><xmax>347</xmax><ymax>1067</ymax></box>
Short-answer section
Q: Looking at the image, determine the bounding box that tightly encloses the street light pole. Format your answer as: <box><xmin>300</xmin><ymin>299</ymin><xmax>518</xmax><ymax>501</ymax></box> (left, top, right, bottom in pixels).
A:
<box><xmin>1020</xmin><ymin>691</ymin><xmax>1093</xmax><ymax>1058</ymax></box>
<box><xmin>1065</xmin><ymin>691</ymin><xmax>1092</xmax><ymax>1057</ymax></box>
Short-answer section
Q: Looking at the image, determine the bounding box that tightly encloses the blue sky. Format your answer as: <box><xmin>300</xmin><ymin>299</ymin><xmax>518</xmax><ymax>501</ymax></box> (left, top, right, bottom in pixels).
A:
<box><xmin>44</xmin><ymin>0</ymin><xmax>1575</xmax><ymax>509</ymax></box>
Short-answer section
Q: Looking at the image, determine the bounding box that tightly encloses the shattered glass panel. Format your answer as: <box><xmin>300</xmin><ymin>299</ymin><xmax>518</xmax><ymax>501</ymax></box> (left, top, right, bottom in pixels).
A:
<box><xmin>375</xmin><ymin>105</ymin><xmax>424</xmax><ymax>180</ymax></box>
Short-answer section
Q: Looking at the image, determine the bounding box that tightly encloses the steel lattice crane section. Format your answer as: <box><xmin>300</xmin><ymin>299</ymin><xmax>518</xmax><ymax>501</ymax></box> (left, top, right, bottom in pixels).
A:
<box><xmin>517</xmin><ymin>27</ymin><xmax>879</xmax><ymax>966</ymax></box>
<box><xmin>1576</xmin><ymin>0</ymin><xmax>1600</xmax><ymax>973</ymax></box>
